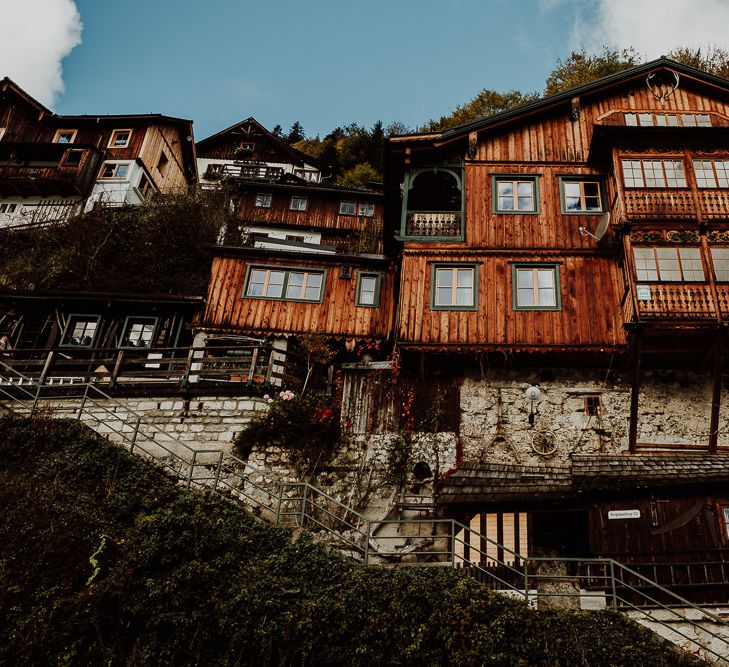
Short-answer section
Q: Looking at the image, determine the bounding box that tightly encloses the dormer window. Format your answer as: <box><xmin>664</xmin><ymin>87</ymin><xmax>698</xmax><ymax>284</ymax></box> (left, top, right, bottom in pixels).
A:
<box><xmin>109</xmin><ymin>129</ymin><xmax>131</xmax><ymax>148</ymax></box>
<box><xmin>54</xmin><ymin>129</ymin><xmax>77</xmax><ymax>144</ymax></box>
<box><xmin>621</xmin><ymin>159</ymin><xmax>686</xmax><ymax>188</ymax></box>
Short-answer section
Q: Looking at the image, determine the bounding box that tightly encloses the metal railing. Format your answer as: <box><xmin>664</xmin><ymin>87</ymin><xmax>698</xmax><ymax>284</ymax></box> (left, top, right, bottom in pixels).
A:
<box><xmin>0</xmin><ymin>360</ymin><xmax>727</xmax><ymax>663</ymax></box>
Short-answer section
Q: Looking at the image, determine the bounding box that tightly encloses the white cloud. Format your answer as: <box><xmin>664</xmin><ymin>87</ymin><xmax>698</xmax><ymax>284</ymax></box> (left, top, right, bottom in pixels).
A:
<box><xmin>571</xmin><ymin>0</ymin><xmax>729</xmax><ymax>58</ymax></box>
<box><xmin>0</xmin><ymin>0</ymin><xmax>82</xmax><ymax>107</ymax></box>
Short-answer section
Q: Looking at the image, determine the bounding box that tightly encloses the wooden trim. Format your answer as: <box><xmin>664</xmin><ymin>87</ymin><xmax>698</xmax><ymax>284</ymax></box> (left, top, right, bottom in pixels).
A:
<box><xmin>53</xmin><ymin>129</ymin><xmax>77</xmax><ymax>144</ymax></box>
<box><xmin>108</xmin><ymin>129</ymin><xmax>132</xmax><ymax>149</ymax></box>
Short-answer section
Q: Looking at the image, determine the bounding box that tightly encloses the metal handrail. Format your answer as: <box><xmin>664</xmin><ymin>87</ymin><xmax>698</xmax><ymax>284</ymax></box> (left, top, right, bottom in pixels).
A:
<box><xmin>0</xmin><ymin>359</ymin><xmax>726</xmax><ymax>662</ymax></box>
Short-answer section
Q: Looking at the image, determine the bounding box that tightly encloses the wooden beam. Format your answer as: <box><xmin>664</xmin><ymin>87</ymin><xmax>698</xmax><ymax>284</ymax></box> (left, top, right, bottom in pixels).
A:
<box><xmin>709</xmin><ymin>327</ymin><xmax>725</xmax><ymax>454</ymax></box>
<box><xmin>628</xmin><ymin>330</ymin><xmax>642</xmax><ymax>454</ymax></box>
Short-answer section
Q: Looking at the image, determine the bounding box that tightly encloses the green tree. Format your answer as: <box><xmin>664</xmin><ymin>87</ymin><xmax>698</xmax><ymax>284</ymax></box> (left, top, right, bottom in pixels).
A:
<box><xmin>667</xmin><ymin>46</ymin><xmax>729</xmax><ymax>79</ymax></box>
<box><xmin>340</xmin><ymin>162</ymin><xmax>380</xmax><ymax>188</ymax></box>
<box><xmin>545</xmin><ymin>47</ymin><xmax>641</xmax><ymax>96</ymax></box>
<box><xmin>286</xmin><ymin>121</ymin><xmax>305</xmax><ymax>144</ymax></box>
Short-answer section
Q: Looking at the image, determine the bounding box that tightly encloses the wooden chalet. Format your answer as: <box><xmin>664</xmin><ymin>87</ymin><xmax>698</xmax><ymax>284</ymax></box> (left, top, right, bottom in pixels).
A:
<box><xmin>386</xmin><ymin>58</ymin><xmax>729</xmax><ymax>604</ymax></box>
<box><xmin>0</xmin><ymin>77</ymin><xmax>197</xmax><ymax>226</ymax></box>
<box><xmin>197</xmin><ymin>118</ymin><xmax>393</xmax><ymax>358</ymax></box>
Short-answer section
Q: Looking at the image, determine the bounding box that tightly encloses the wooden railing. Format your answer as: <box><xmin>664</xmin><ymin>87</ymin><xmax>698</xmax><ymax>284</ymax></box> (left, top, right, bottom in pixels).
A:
<box><xmin>221</xmin><ymin>163</ymin><xmax>284</xmax><ymax>180</ymax></box>
<box><xmin>633</xmin><ymin>283</ymin><xmax>716</xmax><ymax>320</ymax></box>
<box><xmin>0</xmin><ymin>344</ymin><xmax>287</xmax><ymax>389</ymax></box>
<box><xmin>698</xmin><ymin>189</ymin><xmax>729</xmax><ymax>220</ymax></box>
<box><xmin>622</xmin><ymin>190</ymin><xmax>696</xmax><ymax>220</ymax></box>
<box><xmin>405</xmin><ymin>211</ymin><xmax>462</xmax><ymax>237</ymax></box>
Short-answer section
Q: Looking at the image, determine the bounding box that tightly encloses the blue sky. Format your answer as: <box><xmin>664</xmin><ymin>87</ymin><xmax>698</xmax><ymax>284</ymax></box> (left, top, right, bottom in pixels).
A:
<box><xmin>3</xmin><ymin>0</ymin><xmax>729</xmax><ymax>141</ymax></box>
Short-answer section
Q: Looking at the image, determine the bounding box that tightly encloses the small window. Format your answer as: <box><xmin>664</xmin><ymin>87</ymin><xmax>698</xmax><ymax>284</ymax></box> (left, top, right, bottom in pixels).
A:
<box><xmin>560</xmin><ymin>178</ymin><xmax>604</xmax><ymax>213</ymax></box>
<box><xmin>633</xmin><ymin>247</ymin><xmax>705</xmax><ymax>282</ymax></box>
<box><xmin>120</xmin><ymin>317</ymin><xmax>157</xmax><ymax>349</ymax></box>
<box><xmin>245</xmin><ymin>267</ymin><xmax>324</xmax><ymax>302</ymax></box>
<box><xmin>99</xmin><ymin>162</ymin><xmax>130</xmax><ymax>180</ymax></box>
<box><xmin>137</xmin><ymin>174</ymin><xmax>154</xmax><ymax>200</ymax></box>
<box><xmin>584</xmin><ymin>394</ymin><xmax>602</xmax><ymax>416</ymax></box>
<box><xmin>339</xmin><ymin>201</ymin><xmax>356</xmax><ymax>215</ymax></box>
<box><xmin>54</xmin><ymin>129</ymin><xmax>77</xmax><ymax>144</ymax></box>
<box><xmin>0</xmin><ymin>203</ymin><xmax>18</xmax><ymax>214</ymax></box>
<box><xmin>61</xmin><ymin>315</ymin><xmax>100</xmax><ymax>347</ymax></box>
<box><xmin>157</xmin><ymin>151</ymin><xmax>169</xmax><ymax>176</ymax></box>
<box><xmin>431</xmin><ymin>265</ymin><xmax>477</xmax><ymax>310</ymax></box>
<box><xmin>711</xmin><ymin>248</ymin><xmax>729</xmax><ymax>281</ymax></box>
<box><xmin>358</xmin><ymin>202</ymin><xmax>375</xmax><ymax>217</ymax></box>
<box><xmin>109</xmin><ymin>129</ymin><xmax>131</xmax><ymax>148</ymax></box>
<box><xmin>513</xmin><ymin>265</ymin><xmax>560</xmax><ymax>310</ymax></box>
<box><xmin>621</xmin><ymin>158</ymin><xmax>687</xmax><ymax>188</ymax></box>
<box><xmin>255</xmin><ymin>193</ymin><xmax>272</xmax><ymax>208</ymax></box>
<box><xmin>356</xmin><ymin>272</ymin><xmax>381</xmax><ymax>307</ymax></box>
<box><xmin>62</xmin><ymin>149</ymin><xmax>83</xmax><ymax>167</ymax></box>
<box><xmin>290</xmin><ymin>196</ymin><xmax>308</xmax><ymax>211</ymax></box>
<box><xmin>494</xmin><ymin>176</ymin><xmax>538</xmax><ymax>213</ymax></box>
<box><xmin>692</xmin><ymin>159</ymin><xmax>729</xmax><ymax>188</ymax></box>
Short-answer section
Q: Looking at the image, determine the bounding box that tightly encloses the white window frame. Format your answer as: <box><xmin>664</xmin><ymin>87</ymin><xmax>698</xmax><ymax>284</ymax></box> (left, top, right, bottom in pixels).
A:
<box><xmin>633</xmin><ymin>247</ymin><xmax>705</xmax><ymax>282</ymax></box>
<box><xmin>693</xmin><ymin>159</ymin><xmax>729</xmax><ymax>188</ymax></box>
<box><xmin>108</xmin><ymin>129</ymin><xmax>132</xmax><ymax>148</ymax></box>
<box><xmin>621</xmin><ymin>158</ymin><xmax>687</xmax><ymax>188</ymax></box>
<box><xmin>290</xmin><ymin>196</ymin><xmax>308</xmax><ymax>211</ymax></box>
<box><xmin>98</xmin><ymin>161</ymin><xmax>131</xmax><ymax>180</ymax></box>
<box><xmin>245</xmin><ymin>266</ymin><xmax>325</xmax><ymax>302</ymax></box>
<box><xmin>711</xmin><ymin>248</ymin><xmax>729</xmax><ymax>281</ymax></box>
<box><xmin>339</xmin><ymin>200</ymin><xmax>356</xmax><ymax>215</ymax></box>
<box><xmin>120</xmin><ymin>317</ymin><xmax>158</xmax><ymax>349</ymax></box>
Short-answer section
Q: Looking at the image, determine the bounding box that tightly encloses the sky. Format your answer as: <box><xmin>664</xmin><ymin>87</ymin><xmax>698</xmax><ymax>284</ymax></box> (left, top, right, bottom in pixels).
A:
<box><xmin>1</xmin><ymin>0</ymin><xmax>729</xmax><ymax>142</ymax></box>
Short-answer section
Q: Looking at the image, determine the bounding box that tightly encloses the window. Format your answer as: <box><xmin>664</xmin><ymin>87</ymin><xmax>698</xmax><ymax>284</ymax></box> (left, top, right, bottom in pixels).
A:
<box><xmin>255</xmin><ymin>193</ymin><xmax>272</xmax><ymax>208</ymax></box>
<box><xmin>621</xmin><ymin>159</ymin><xmax>687</xmax><ymax>188</ymax></box>
<box><xmin>61</xmin><ymin>315</ymin><xmax>100</xmax><ymax>347</ymax></box>
<box><xmin>431</xmin><ymin>265</ymin><xmax>477</xmax><ymax>310</ymax></box>
<box><xmin>120</xmin><ymin>317</ymin><xmax>157</xmax><ymax>349</ymax></box>
<box><xmin>512</xmin><ymin>265</ymin><xmax>560</xmax><ymax>310</ymax></box>
<box><xmin>584</xmin><ymin>394</ymin><xmax>602</xmax><ymax>416</ymax></box>
<box><xmin>108</xmin><ymin>129</ymin><xmax>131</xmax><ymax>148</ymax></box>
<box><xmin>245</xmin><ymin>267</ymin><xmax>325</xmax><ymax>302</ymax></box>
<box><xmin>339</xmin><ymin>200</ymin><xmax>356</xmax><ymax>215</ymax></box>
<box><xmin>633</xmin><ymin>247</ymin><xmax>705</xmax><ymax>281</ymax></box>
<box><xmin>711</xmin><ymin>248</ymin><xmax>729</xmax><ymax>281</ymax></box>
<box><xmin>356</xmin><ymin>272</ymin><xmax>381</xmax><ymax>307</ymax></box>
<box><xmin>359</xmin><ymin>202</ymin><xmax>375</xmax><ymax>217</ymax></box>
<box><xmin>62</xmin><ymin>149</ymin><xmax>83</xmax><ymax>167</ymax></box>
<box><xmin>693</xmin><ymin>159</ymin><xmax>729</xmax><ymax>188</ymax></box>
<box><xmin>493</xmin><ymin>176</ymin><xmax>538</xmax><ymax>213</ymax></box>
<box><xmin>624</xmin><ymin>112</ymin><xmax>711</xmax><ymax>127</ymax></box>
<box><xmin>721</xmin><ymin>504</ymin><xmax>729</xmax><ymax>541</ymax></box>
<box><xmin>0</xmin><ymin>203</ymin><xmax>18</xmax><ymax>214</ymax></box>
<box><xmin>98</xmin><ymin>162</ymin><xmax>130</xmax><ymax>179</ymax></box>
<box><xmin>137</xmin><ymin>174</ymin><xmax>154</xmax><ymax>200</ymax></box>
<box><xmin>53</xmin><ymin>129</ymin><xmax>77</xmax><ymax>144</ymax></box>
<box><xmin>560</xmin><ymin>178</ymin><xmax>604</xmax><ymax>213</ymax></box>
<box><xmin>290</xmin><ymin>196</ymin><xmax>308</xmax><ymax>211</ymax></box>
<box><xmin>156</xmin><ymin>151</ymin><xmax>169</xmax><ymax>176</ymax></box>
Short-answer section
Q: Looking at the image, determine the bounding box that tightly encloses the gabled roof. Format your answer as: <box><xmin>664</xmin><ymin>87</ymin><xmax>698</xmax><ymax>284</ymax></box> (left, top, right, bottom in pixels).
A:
<box><xmin>391</xmin><ymin>57</ymin><xmax>729</xmax><ymax>147</ymax></box>
<box><xmin>1</xmin><ymin>77</ymin><xmax>52</xmax><ymax>115</ymax></box>
<box><xmin>196</xmin><ymin>116</ymin><xmax>319</xmax><ymax>168</ymax></box>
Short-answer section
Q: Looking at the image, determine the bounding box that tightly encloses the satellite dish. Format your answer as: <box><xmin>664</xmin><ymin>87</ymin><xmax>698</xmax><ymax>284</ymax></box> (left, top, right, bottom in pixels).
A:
<box><xmin>579</xmin><ymin>211</ymin><xmax>610</xmax><ymax>242</ymax></box>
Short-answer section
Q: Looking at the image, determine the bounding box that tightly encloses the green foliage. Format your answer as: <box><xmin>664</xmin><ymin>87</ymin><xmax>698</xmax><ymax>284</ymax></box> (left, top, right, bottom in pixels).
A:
<box><xmin>423</xmin><ymin>89</ymin><xmax>540</xmax><ymax>132</ymax></box>
<box><xmin>0</xmin><ymin>190</ymin><xmax>228</xmax><ymax>295</ymax></box>
<box><xmin>545</xmin><ymin>47</ymin><xmax>642</xmax><ymax>96</ymax></box>
<box><xmin>667</xmin><ymin>46</ymin><xmax>729</xmax><ymax>79</ymax></box>
<box><xmin>340</xmin><ymin>162</ymin><xmax>380</xmax><ymax>188</ymax></box>
<box><xmin>0</xmin><ymin>415</ymin><xmax>705</xmax><ymax>666</ymax></box>
<box><xmin>234</xmin><ymin>390</ymin><xmax>339</xmax><ymax>474</ymax></box>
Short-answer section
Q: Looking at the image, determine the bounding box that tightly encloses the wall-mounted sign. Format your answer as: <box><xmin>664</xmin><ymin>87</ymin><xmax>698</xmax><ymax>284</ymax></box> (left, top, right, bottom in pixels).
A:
<box><xmin>608</xmin><ymin>509</ymin><xmax>641</xmax><ymax>520</ymax></box>
<box><xmin>636</xmin><ymin>285</ymin><xmax>651</xmax><ymax>301</ymax></box>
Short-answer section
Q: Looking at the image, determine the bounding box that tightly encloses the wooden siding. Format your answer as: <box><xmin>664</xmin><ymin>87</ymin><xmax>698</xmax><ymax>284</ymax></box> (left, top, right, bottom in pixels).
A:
<box><xmin>397</xmin><ymin>252</ymin><xmax>625</xmax><ymax>349</ymax></box>
<box><xmin>138</xmin><ymin>124</ymin><xmax>190</xmax><ymax>192</ymax></box>
<box><xmin>203</xmin><ymin>255</ymin><xmax>395</xmax><ymax>338</ymax></box>
<box><xmin>471</xmin><ymin>79</ymin><xmax>729</xmax><ymax>164</ymax></box>
<box><xmin>238</xmin><ymin>190</ymin><xmax>382</xmax><ymax>232</ymax></box>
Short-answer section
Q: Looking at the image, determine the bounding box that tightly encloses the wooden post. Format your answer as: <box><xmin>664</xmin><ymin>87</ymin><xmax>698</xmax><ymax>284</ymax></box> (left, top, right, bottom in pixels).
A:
<box><xmin>628</xmin><ymin>330</ymin><xmax>642</xmax><ymax>454</ymax></box>
<box><xmin>110</xmin><ymin>349</ymin><xmax>125</xmax><ymax>387</ymax></box>
<box><xmin>246</xmin><ymin>347</ymin><xmax>260</xmax><ymax>385</ymax></box>
<box><xmin>38</xmin><ymin>350</ymin><xmax>55</xmax><ymax>384</ymax></box>
<box><xmin>709</xmin><ymin>328</ymin><xmax>725</xmax><ymax>454</ymax></box>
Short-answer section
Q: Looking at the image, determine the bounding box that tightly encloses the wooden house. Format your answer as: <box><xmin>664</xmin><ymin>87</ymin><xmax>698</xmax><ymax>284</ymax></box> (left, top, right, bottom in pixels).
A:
<box><xmin>386</xmin><ymin>58</ymin><xmax>729</xmax><ymax>604</ymax></box>
<box><xmin>0</xmin><ymin>77</ymin><xmax>197</xmax><ymax>227</ymax></box>
<box><xmin>197</xmin><ymin>118</ymin><xmax>393</xmax><ymax>361</ymax></box>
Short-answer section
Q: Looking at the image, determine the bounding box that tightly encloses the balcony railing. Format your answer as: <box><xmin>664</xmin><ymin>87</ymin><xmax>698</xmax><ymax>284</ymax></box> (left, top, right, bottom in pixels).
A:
<box><xmin>405</xmin><ymin>211</ymin><xmax>462</xmax><ymax>238</ymax></box>
<box><xmin>622</xmin><ymin>190</ymin><xmax>696</xmax><ymax>220</ymax></box>
<box><xmin>221</xmin><ymin>162</ymin><xmax>284</xmax><ymax>180</ymax></box>
<box><xmin>633</xmin><ymin>283</ymin><xmax>716</xmax><ymax>320</ymax></box>
<box><xmin>698</xmin><ymin>189</ymin><xmax>729</xmax><ymax>221</ymax></box>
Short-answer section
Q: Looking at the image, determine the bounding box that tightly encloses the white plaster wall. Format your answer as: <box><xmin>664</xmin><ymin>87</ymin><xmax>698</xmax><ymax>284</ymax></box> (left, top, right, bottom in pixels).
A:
<box><xmin>0</xmin><ymin>196</ymin><xmax>82</xmax><ymax>228</ymax></box>
<box><xmin>85</xmin><ymin>161</ymin><xmax>147</xmax><ymax>210</ymax></box>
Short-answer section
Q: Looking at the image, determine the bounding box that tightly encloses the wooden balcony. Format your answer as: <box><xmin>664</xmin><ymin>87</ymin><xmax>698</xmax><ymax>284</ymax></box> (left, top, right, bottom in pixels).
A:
<box><xmin>632</xmin><ymin>283</ymin><xmax>716</xmax><ymax>320</ymax></box>
<box><xmin>405</xmin><ymin>211</ymin><xmax>462</xmax><ymax>238</ymax></box>
<box><xmin>698</xmin><ymin>189</ymin><xmax>729</xmax><ymax>221</ymax></box>
<box><xmin>221</xmin><ymin>162</ymin><xmax>284</xmax><ymax>180</ymax></box>
<box><xmin>0</xmin><ymin>142</ymin><xmax>103</xmax><ymax>197</ymax></box>
<box><xmin>622</xmin><ymin>190</ymin><xmax>696</xmax><ymax>220</ymax></box>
